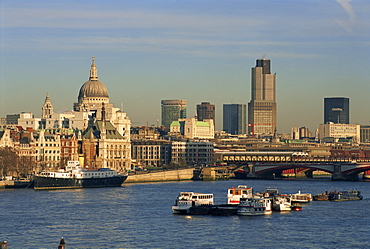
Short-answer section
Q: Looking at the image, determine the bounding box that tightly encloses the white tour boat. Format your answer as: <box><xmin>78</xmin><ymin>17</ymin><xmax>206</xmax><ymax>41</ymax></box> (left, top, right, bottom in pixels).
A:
<box><xmin>171</xmin><ymin>192</ymin><xmax>214</xmax><ymax>214</ymax></box>
<box><xmin>237</xmin><ymin>197</ymin><xmax>272</xmax><ymax>216</ymax></box>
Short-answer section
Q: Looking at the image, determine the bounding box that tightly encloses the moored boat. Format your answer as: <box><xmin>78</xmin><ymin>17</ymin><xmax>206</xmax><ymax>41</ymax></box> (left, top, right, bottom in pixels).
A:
<box><xmin>33</xmin><ymin>161</ymin><xmax>127</xmax><ymax>190</ymax></box>
<box><xmin>313</xmin><ymin>191</ymin><xmax>329</xmax><ymax>201</ymax></box>
<box><xmin>171</xmin><ymin>192</ymin><xmax>214</xmax><ymax>214</ymax></box>
<box><xmin>237</xmin><ymin>197</ymin><xmax>272</xmax><ymax>216</ymax></box>
<box><xmin>328</xmin><ymin>190</ymin><xmax>363</xmax><ymax>201</ymax></box>
<box><xmin>272</xmin><ymin>195</ymin><xmax>292</xmax><ymax>212</ymax></box>
<box><xmin>210</xmin><ymin>185</ymin><xmax>254</xmax><ymax>216</ymax></box>
<box><xmin>227</xmin><ymin>185</ymin><xmax>253</xmax><ymax>204</ymax></box>
<box><xmin>290</xmin><ymin>191</ymin><xmax>312</xmax><ymax>204</ymax></box>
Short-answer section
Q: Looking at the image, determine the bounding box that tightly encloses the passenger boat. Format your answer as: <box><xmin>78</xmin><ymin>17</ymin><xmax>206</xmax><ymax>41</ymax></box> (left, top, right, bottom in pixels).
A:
<box><xmin>171</xmin><ymin>192</ymin><xmax>214</xmax><ymax>214</ymax></box>
<box><xmin>237</xmin><ymin>197</ymin><xmax>272</xmax><ymax>216</ymax></box>
<box><xmin>328</xmin><ymin>190</ymin><xmax>363</xmax><ymax>201</ymax></box>
<box><xmin>33</xmin><ymin>161</ymin><xmax>127</xmax><ymax>190</ymax></box>
<box><xmin>290</xmin><ymin>191</ymin><xmax>312</xmax><ymax>203</ymax></box>
<box><xmin>272</xmin><ymin>195</ymin><xmax>292</xmax><ymax>212</ymax></box>
<box><xmin>210</xmin><ymin>185</ymin><xmax>254</xmax><ymax>216</ymax></box>
<box><xmin>227</xmin><ymin>185</ymin><xmax>253</xmax><ymax>204</ymax></box>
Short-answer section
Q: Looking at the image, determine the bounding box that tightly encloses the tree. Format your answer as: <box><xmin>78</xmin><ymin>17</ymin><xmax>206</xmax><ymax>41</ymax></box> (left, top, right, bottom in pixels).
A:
<box><xmin>0</xmin><ymin>146</ymin><xmax>19</xmax><ymax>177</ymax></box>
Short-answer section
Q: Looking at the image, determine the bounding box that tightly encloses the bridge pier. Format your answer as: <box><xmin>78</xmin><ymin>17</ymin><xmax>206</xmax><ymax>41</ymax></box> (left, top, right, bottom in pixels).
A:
<box><xmin>331</xmin><ymin>163</ymin><xmax>359</xmax><ymax>181</ymax></box>
<box><xmin>305</xmin><ymin>169</ymin><xmax>314</xmax><ymax>178</ymax></box>
<box><xmin>246</xmin><ymin>164</ymin><xmax>257</xmax><ymax>179</ymax></box>
<box><xmin>245</xmin><ymin>164</ymin><xmax>274</xmax><ymax>179</ymax></box>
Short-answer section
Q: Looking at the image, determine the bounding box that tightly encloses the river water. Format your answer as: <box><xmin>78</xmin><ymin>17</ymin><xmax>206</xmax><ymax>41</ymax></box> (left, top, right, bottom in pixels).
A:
<box><xmin>1</xmin><ymin>179</ymin><xmax>370</xmax><ymax>248</ymax></box>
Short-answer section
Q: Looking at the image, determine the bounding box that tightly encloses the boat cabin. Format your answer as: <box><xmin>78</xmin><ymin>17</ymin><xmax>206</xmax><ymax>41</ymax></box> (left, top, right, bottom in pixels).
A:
<box><xmin>227</xmin><ymin>185</ymin><xmax>253</xmax><ymax>204</ymax></box>
<box><xmin>177</xmin><ymin>192</ymin><xmax>214</xmax><ymax>205</ymax></box>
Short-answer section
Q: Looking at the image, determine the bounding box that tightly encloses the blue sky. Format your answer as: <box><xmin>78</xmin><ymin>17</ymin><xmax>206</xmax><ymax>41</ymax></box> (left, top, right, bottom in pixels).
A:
<box><xmin>1</xmin><ymin>0</ymin><xmax>369</xmax><ymax>132</ymax></box>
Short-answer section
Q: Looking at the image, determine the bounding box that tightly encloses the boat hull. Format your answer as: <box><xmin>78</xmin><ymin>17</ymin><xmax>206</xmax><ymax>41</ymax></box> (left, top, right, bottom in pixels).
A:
<box><xmin>237</xmin><ymin>207</ymin><xmax>272</xmax><ymax>216</ymax></box>
<box><xmin>328</xmin><ymin>191</ymin><xmax>363</xmax><ymax>201</ymax></box>
<box><xmin>33</xmin><ymin>175</ymin><xmax>127</xmax><ymax>190</ymax></box>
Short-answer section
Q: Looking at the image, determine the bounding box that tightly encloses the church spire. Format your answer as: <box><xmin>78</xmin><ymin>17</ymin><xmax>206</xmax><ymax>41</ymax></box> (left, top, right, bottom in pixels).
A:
<box><xmin>42</xmin><ymin>92</ymin><xmax>53</xmax><ymax>119</ymax></box>
<box><xmin>89</xmin><ymin>56</ymin><xmax>98</xmax><ymax>80</ymax></box>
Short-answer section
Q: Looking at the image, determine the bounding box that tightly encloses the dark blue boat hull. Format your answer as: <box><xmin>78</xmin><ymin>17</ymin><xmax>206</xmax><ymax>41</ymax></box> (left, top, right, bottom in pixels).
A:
<box><xmin>33</xmin><ymin>175</ymin><xmax>127</xmax><ymax>190</ymax></box>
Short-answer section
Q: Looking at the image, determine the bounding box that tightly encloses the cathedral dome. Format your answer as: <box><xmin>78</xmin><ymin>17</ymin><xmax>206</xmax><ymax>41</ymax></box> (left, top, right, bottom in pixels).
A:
<box><xmin>78</xmin><ymin>79</ymin><xmax>109</xmax><ymax>98</ymax></box>
<box><xmin>77</xmin><ymin>57</ymin><xmax>109</xmax><ymax>99</ymax></box>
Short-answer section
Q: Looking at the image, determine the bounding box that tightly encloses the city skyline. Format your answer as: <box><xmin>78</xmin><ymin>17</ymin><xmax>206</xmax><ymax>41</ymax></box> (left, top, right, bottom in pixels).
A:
<box><xmin>1</xmin><ymin>0</ymin><xmax>370</xmax><ymax>133</ymax></box>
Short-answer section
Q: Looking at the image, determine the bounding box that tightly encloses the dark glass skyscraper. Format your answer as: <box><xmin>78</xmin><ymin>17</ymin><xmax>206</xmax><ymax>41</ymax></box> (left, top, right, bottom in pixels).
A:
<box><xmin>324</xmin><ymin>97</ymin><xmax>349</xmax><ymax>124</ymax></box>
<box><xmin>223</xmin><ymin>104</ymin><xmax>246</xmax><ymax>135</ymax></box>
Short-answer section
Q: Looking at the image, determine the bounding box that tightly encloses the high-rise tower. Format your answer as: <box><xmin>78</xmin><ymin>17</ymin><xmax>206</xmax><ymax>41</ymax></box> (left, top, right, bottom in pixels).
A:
<box><xmin>223</xmin><ymin>104</ymin><xmax>246</xmax><ymax>135</ymax></box>
<box><xmin>161</xmin><ymin>100</ymin><xmax>187</xmax><ymax>132</ymax></box>
<box><xmin>248</xmin><ymin>58</ymin><xmax>277</xmax><ymax>136</ymax></box>
<box><xmin>196</xmin><ymin>102</ymin><xmax>215</xmax><ymax>125</ymax></box>
<box><xmin>324</xmin><ymin>97</ymin><xmax>349</xmax><ymax>124</ymax></box>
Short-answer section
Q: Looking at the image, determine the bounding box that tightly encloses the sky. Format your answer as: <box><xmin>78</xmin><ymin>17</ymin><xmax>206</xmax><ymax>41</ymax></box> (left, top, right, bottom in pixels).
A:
<box><xmin>1</xmin><ymin>0</ymin><xmax>370</xmax><ymax>133</ymax></box>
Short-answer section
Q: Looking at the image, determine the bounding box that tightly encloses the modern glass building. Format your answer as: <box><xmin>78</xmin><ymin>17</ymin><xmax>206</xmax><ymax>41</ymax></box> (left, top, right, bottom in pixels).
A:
<box><xmin>223</xmin><ymin>104</ymin><xmax>246</xmax><ymax>135</ymax></box>
<box><xmin>161</xmin><ymin>100</ymin><xmax>187</xmax><ymax>132</ymax></box>
<box><xmin>324</xmin><ymin>97</ymin><xmax>349</xmax><ymax>124</ymax></box>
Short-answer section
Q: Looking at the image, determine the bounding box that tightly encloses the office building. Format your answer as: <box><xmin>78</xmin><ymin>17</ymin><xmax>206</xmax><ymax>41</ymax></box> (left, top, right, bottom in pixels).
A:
<box><xmin>318</xmin><ymin>123</ymin><xmax>360</xmax><ymax>143</ymax></box>
<box><xmin>161</xmin><ymin>100</ymin><xmax>187</xmax><ymax>132</ymax></box>
<box><xmin>196</xmin><ymin>102</ymin><xmax>215</xmax><ymax>125</ymax></box>
<box><xmin>223</xmin><ymin>104</ymin><xmax>246</xmax><ymax>135</ymax></box>
<box><xmin>171</xmin><ymin>141</ymin><xmax>214</xmax><ymax>166</ymax></box>
<box><xmin>324</xmin><ymin>97</ymin><xmax>349</xmax><ymax>124</ymax></box>
<box><xmin>170</xmin><ymin>118</ymin><xmax>214</xmax><ymax>139</ymax></box>
<box><xmin>248</xmin><ymin>58</ymin><xmax>277</xmax><ymax>136</ymax></box>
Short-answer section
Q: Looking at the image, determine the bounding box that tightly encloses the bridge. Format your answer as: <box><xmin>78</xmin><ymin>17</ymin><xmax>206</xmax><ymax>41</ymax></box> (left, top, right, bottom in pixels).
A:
<box><xmin>215</xmin><ymin>151</ymin><xmax>370</xmax><ymax>181</ymax></box>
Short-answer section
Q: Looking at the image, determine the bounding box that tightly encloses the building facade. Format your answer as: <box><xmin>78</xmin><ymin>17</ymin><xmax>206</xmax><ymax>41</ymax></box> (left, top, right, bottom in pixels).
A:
<box><xmin>319</xmin><ymin>123</ymin><xmax>360</xmax><ymax>143</ymax></box>
<box><xmin>248</xmin><ymin>58</ymin><xmax>277</xmax><ymax>136</ymax></box>
<box><xmin>324</xmin><ymin>97</ymin><xmax>349</xmax><ymax>124</ymax></box>
<box><xmin>82</xmin><ymin>109</ymin><xmax>131</xmax><ymax>171</ymax></box>
<box><xmin>223</xmin><ymin>104</ymin><xmax>246</xmax><ymax>135</ymax></box>
<box><xmin>161</xmin><ymin>100</ymin><xmax>187</xmax><ymax>132</ymax></box>
<box><xmin>291</xmin><ymin>127</ymin><xmax>312</xmax><ymax>140</ymax></box>
<box><xmin>170</xmin><ymin>118</ymin><xmax>214</xmax><ymax>139</ymax></box>
<box><xmin>360</xmin><ymin>125</ymin><xmax>370</xmax><ymax>144</ymax></box>
<box><xmin>171</xmin><ymin>141</ymin><xmax>214</xmax><ymax>166</ymax></box>
<box><xmin>196</xmin><ymin>102</ymin><xmax>215</xmax><ymax>125</ymax></box>
<box><xmin>131</xmin><ymin>140</ymin><xmax>172</xmax><ymax>167</ymax></box>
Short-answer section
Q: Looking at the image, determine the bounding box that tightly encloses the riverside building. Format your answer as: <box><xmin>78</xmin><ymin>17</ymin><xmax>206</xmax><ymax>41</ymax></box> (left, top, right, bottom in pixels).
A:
<box><xmin>9</xmin><ymin>57</ymin><xmax>132</xmax><ymax>171</ymax></box>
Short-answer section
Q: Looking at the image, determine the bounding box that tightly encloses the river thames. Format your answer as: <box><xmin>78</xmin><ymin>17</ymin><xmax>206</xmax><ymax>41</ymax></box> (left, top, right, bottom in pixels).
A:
<box><xmin>1</xmin><ymin>179</ymin><xmax>370</xmax><ymax>248</ymax></box>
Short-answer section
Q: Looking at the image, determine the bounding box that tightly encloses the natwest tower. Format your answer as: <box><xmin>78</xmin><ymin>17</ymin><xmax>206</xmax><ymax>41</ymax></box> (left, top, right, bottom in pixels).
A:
<box><xmin>248</xmin><ymin>58</ymin><xmax>277</xmax><ymax>136</ymax></box>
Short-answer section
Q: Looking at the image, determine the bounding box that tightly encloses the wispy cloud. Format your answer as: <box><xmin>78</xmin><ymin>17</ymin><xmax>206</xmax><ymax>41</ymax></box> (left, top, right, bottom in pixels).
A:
<box><xmin>1</xmin><ymin>7</ymin><xmax>261</xmax><ymax>31</ymax></box>
<box><xmin>336</xmin><ymin>0</ymin><xmax>356</xmax><ymax>33</ymax></box>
